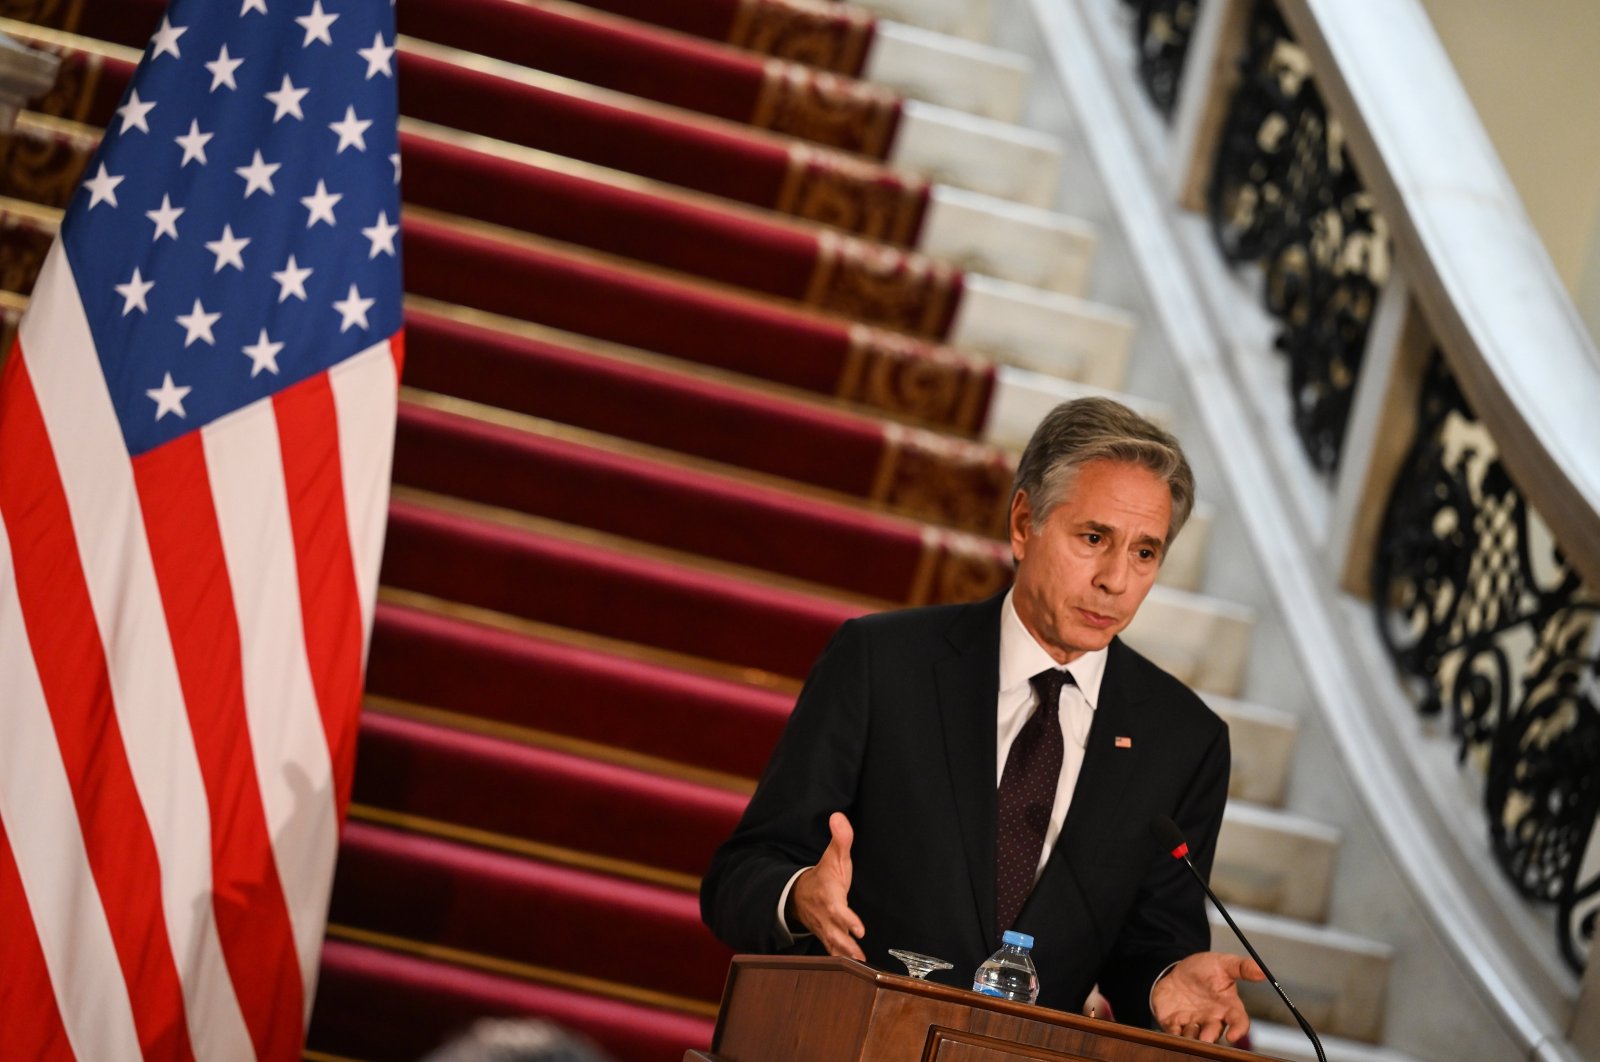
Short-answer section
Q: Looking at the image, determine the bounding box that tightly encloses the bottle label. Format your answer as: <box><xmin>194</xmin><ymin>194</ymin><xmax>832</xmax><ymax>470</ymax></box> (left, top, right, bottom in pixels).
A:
<box><xmin>972</xmin><ymin>984</ymin><xmax>1009</xmax><ymax>999</ymax></box>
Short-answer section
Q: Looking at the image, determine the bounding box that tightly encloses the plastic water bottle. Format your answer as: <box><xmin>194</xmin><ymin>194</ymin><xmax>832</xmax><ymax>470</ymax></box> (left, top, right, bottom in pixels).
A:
<box><xmin>971</xmin><ymin>930</ymin><xmax>1040</xmax><ymax>1003</ymax></box>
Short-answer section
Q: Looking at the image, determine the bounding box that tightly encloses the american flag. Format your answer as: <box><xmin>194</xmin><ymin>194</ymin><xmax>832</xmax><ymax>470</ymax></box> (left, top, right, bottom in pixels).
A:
<box><xmin>0</xmin><ymin>1</ymin><xmax>401</xmax><ymax>1059</ymax></box>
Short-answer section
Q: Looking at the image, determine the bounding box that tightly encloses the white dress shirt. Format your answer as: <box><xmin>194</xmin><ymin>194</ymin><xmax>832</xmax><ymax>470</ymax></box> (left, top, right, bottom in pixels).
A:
<box><xmin>777</xmin><ymin>590</ymin><xmax>1108</xmax><ymax>937</ymax></box>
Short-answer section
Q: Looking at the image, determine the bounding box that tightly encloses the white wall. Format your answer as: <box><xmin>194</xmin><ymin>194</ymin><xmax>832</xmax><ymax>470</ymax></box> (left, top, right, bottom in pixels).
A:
<box><xmin>1416</xmin><ymin>0</ymin><xmax>1600</xmax><ymax>342</ymax></box>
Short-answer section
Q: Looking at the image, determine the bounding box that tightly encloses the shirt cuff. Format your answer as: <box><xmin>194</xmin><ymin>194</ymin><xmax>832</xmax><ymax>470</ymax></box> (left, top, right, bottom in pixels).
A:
<box><xmin>775</xmin><ymin>866</ymin><xmax>813</xmax><ymax>946</ymax></box>
<box><xmin>1149</xmin><ymin>960</ymin><xmax>1179</xmax><ymax>1020</ymax></box>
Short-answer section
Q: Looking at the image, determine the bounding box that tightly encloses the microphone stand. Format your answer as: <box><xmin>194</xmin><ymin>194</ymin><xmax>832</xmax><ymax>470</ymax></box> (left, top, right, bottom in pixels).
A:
<box><xmin>1154</xmin><ymin>817</ymin><xmax>1327</xmax><ymax>1062</ymax></box>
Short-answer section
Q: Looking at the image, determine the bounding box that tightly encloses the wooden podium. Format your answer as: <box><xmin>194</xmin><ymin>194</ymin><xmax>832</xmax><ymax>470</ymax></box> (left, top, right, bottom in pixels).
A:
<box><xmin>688</xmin><ymin>956</ymin><xmax>1265</xmax><ymax>1062</ymax></box>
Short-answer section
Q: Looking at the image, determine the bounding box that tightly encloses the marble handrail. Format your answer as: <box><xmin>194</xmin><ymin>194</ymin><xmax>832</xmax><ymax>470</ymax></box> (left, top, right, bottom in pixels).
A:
<box><xmin>1276</xmin><ymin>0</ymin><xmax>1600</xmax><ymax>587</ymax></box>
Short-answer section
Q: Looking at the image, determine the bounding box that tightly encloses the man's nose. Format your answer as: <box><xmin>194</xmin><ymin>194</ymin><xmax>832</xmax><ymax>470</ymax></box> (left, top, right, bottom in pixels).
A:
<box><xmin>1094</xmin><ymin>549</ymin><xmax>1130</xmax><ymax>594</ymax></box>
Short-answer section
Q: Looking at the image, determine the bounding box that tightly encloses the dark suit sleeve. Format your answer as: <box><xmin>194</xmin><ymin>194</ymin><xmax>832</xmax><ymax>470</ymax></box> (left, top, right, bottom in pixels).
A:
<box><xmin>700</xmin><ymin>619</ymin><xmax>873</xmax><ymax>953</ymax></box>
<box><xmin>1095</xmin><ymin>714</ymin><xmax>1230</xmax><ymax>1026</ymax></box>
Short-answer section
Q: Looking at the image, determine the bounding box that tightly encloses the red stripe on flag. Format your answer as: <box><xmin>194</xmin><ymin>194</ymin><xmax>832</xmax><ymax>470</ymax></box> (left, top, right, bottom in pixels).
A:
<box><xmin>390</xmin><ymin>329</ymin><xmax>406</xmax><ymax>377</ymax></box>
<box><xmin>0</xmin><ymin>814</ymin><xmax>75</xmax><ymax>1062</ymax></box>
<box><xmin>0</xmin><ymin>352</ymin><xmax>197</xmax><ymax>1062</ymax></box>
<box><xmin>274</xmin><ymin>373</ymin><xmax>365</xmax><ymax>812</ymax></box>
<box><xmin>131</xmin><ymin>432</ymin><xmax>304</xmax><ymax>1062</ymax></box>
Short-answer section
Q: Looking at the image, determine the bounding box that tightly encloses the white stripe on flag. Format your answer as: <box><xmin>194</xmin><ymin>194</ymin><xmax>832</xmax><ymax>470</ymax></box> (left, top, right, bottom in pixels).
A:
<box><xmin>202</xmin><ymin>401</ymin><xmax>339</xmax><ymax>1012</ymax></box>
<box><xmin>19</xmin><ymin>245</ymin><xmax>254</xmax><ymax>1061</ymax></box>
<box><xmin>329</xmin><ymin>338</ymin><xmax>401</xmax><ymax>661</ymax></box>
<box><xmin>0</xmin><ymin>525</ymin><xmax>143</xmax><ymax>1062</ymax></box>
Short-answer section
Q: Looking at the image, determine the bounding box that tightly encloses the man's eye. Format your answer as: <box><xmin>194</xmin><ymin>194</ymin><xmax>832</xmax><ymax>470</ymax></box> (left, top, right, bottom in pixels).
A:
<box><xmin>1084</xmin><ymin>533</ymin><xmax>1102</xmax><ymax>545</ymax></box>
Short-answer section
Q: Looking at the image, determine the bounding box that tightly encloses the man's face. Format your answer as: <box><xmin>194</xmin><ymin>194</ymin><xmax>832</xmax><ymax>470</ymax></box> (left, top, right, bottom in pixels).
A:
<box><xmin>1008</xmin><ymin>458</ymin><xmax>1171</xmax><ymax>664</ymax></box>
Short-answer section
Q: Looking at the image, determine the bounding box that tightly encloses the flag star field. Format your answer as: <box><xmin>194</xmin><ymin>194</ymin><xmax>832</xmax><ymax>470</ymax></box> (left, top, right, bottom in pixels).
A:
<box><xmin>65</xmin><ymin>0</ymin><xmax>402</xmax><ymax>457</ymax></box>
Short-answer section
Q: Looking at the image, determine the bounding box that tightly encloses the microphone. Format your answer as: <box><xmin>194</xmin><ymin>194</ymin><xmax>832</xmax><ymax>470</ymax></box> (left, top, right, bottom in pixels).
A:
<box><xmin>1151</xmin><ymin>815</ymin><xmax>1327</xmax><ymax>1062</ymax></box>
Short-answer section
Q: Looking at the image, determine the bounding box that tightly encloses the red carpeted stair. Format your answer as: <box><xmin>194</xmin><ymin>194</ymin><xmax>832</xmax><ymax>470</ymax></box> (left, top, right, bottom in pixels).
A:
<box><xmin>365</xmin><ymin>602</ymin><xmax>795</xmax><ymax>781</ymax></box>
<box><xmin>397</xmin><ymin>0</ymin><xmax>903</xmax><ymax>158</ymax></box>
<box><xmin>0</xmin><ymin>95</ymin><xmax>972</xmax><ymax>345</ymax></box>
<box><xmin>329</xmin><ymin>823</ymin><xmax>735</xmax><ymax>1004</ymax></box>
<box><xmin>8</xmin><ymin>18</ymin><xmax>932</xmax><ymax>246</ymax></box>
<box><xmin>562</xmin><ymin>0</ymin><xmax>879</xmax><ymax>76</ymax></box>
<box><xmin>381</xmin><ymin>494</ymin><xmax>865</xmax><ymax>679</ymax></box>
<box><xmin>312</xmin><ymin>940</ymin><xmax>715</xmax><ymax>1062</ymax></box>
<box><xmin>401</xmin><ymin>212</ymin><xmax>993</xmax><ymax>433</ymax></box>
<box><xmin>353</xmin><ymin>711</ymin><xmax>746</xmax><ymax>879</ymax></box>
<box><xmin>401</xmin><ymin>307</ymin><xmax>1014</xmax><ymax>536</ymax></box>
<box><xmin>392</xmin><ymin>396</ymin><xmax>1010</xmax><ymax>605</ymax></box>
<box><xmin>40</xmin><ymin>0</ymin><xmax>901</xmax><ymax>156</ymax></box>
<box><xmin>399</xmin><ymin>128</ymin><xmax>965</xmax><ymax>339</ymax></box>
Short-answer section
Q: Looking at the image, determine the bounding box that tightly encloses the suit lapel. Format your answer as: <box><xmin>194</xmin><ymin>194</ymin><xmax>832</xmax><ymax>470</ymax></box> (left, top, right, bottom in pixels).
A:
<box><xmin>933</xmin><ymin>592</ymin><xmax>1004</xmax><ymax>954</ymax></box>
<box><xmin>1052</xmin><ymin>637</ymin><xmax>1152</xmax><ymax>869</ymax></box>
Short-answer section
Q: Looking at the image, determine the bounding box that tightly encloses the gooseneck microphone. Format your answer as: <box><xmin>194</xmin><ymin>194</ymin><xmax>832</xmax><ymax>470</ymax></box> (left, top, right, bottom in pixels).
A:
<box><xmin>1151</xmin><ymin>816</ymin><xmax>1327</xmax><ymax>1062</ymax></box>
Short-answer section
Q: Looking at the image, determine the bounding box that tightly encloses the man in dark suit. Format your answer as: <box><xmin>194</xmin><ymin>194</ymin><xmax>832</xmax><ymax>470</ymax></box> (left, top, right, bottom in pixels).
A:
<box><xmin>700</xmin><ymin>398</ymin><xmax>1263</xmax><ymax>1044</ymax></box>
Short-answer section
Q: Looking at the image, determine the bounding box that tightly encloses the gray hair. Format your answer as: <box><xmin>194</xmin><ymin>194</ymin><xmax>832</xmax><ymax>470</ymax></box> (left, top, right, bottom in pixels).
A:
<box><xmin>1011</xmin><ymin>397</ymin><xmax>1195</xmax><ymax>549</ymax></box>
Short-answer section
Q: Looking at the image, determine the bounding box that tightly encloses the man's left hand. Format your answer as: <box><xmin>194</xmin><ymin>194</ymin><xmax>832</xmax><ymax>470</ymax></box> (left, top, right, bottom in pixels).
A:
<box><xmin>1151</xmin><ymin>951</ymin><xmax>1265</xmax><ymax>1044</ymax></box>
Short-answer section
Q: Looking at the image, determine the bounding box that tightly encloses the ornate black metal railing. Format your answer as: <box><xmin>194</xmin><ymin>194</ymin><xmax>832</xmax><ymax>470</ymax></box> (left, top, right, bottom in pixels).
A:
<box><xmin>1120</xmin><ymin>0</ymin><xmax>1598</xmax><ymax>975</ymax></box>
<box><xmin>1120</xmin><ymin>0</ymin><xmax>1199</xmax><ymax>118</ymax></box>
<box><xmin>1372</xmin><ymin>354</ymin><xmax>1600</xmax><ymax>973</ymax></box>
<box><xmin>1204</xmin><ymin>0</ymin><xmax>1389</xmax><ymax>473</ymax></box>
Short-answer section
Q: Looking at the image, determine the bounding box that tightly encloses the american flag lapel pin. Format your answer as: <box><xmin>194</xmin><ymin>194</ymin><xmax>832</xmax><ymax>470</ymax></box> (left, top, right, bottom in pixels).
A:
<box><xmin>1114</xmin><ymin>736</ymin><xmax>1134</xmax><ymax>749</ymax></box>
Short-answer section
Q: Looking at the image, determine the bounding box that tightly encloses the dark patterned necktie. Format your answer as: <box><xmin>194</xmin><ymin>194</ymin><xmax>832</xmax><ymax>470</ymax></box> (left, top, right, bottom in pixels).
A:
<box><xmin>996</xmin><ymin>667</ymin><xmax>1071</xmax><ymax>932</ymax></box>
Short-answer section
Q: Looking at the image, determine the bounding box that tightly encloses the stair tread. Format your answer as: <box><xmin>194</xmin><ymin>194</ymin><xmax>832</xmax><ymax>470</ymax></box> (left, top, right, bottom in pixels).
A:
<box><xmin>309</xmin><ymin>939</ymin><xmax>714</xmax><ymax>1062</ymax></box>
<box><xmin>1206</xmin><ymin>693</ymin><xmax>1301</xmax><ymax>730</ymax></box>
<box><xmin>1215</xmin><ymin>801</ymin><xmax>1340</xmax><ymax>924</ymax></box>
<box><xmin>367</xmin><ymin>599</ymin><xmax>794</xmax><ymax>781</ymax></box>
<box><xmin>382</xmin><ymin>487</ymin><xmax>1264</xmax><ymax>696</ymax></box>
<box><xmin>1249</xmin><ymin>1021</ymin><xmax>1422</xmax><ymax>1062</ymax></box>
<box><xmin>1211</xmin><ymin>910</ymin><xmax>1392</xmax><ymax>1044</ymax></box>
<box><xmin>1223</xmin><ymin>801</ymin><xmax>1342</xmax><ymax>842</ymax></box>
<box><xmin>401</xmin><ymin>208</ymin><xmax>998</xmax><ymax>433</ymax></box>
<box><xmin>1123</xmin><ymin>585</ymin><xmax>1256</xmax><ymax>697</ymax></box>
<box><xmin>401</xmin><ymin>202</ymin><xmax>1139</xmax><ymax>403</ymax></box>
<box><xmin>354</xmin><ymin>709</ymin><xmax>744</xmax><ymax>883</ymax></box>
<box><xmin>1214</xmin><ymin>907</ymin><xmax>1394</xmax><ymax>957</ymax></box>
<box><xmin>380</xmin><ymin>491</ymin><xmax>866</xmax><ymax>680</ymax></box>
<box><xmin>8</xmin><ymin>19</ymin><xmax>936</xmax><ymax>250</ymax></box>
<box><xmin>391</xmin><ymin>394</ymin><xmax>1014</xmax><ymax>607</ymax></box>
<box><xmin>852</xmin><ymin>0</ymin><xmax>992</xmax><ymax>43</ymax></box>
<box><xmin>330</xmin><ymin>821</ymin><xmax>732</xmax><ymax>1004</ymax></box>
<box><xmin>864</xmin><ymin>20</ymin><xmax>1032</xmax><ymax>124</ymax></box>
<box><xmin>889</xmin><ymin>97</ymin><xmax>1064</xmax><ymax>207</ymax></box>
<box><xmin>402</xmin><ymin>300</ymin><xmax>1015</xmax><ymax>537</ymax></box>
<box><xmin>399</xmin><ymin>0</ymin><xmax>905</xmax><ymax>157</ymax></box>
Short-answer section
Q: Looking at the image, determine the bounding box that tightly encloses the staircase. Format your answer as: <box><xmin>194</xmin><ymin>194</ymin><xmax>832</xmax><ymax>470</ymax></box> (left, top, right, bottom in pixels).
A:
<box><xmin>0</xmin><ymin>0</ymin><xmax>1520</xmax><ymax>1058</ymax></box>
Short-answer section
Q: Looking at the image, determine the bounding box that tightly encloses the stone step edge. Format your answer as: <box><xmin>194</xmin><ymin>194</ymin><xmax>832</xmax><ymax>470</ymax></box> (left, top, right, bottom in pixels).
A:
<box><xmin>864</xmin><ymin>19</ymin><xmax>1031</xmax><ymax>125</ymax></box>
<box><xmin>1207</xmin><ymin>695</ymin><xmax>1298</xmax><ymax>809</ymax></box>
<box><xmin>1209</xmin><ymin>906</ymin><xmax>1393</xmax><ymax>1044</ymax></box>
<box><xmin>1216</xmin><ymin>800</ymin><xmax>1342</xmax><ymax>925</ymax></box>
<box><xmin>851</xmin><ymin>0</ymin><xmax>993</xmax><ymax>44</ymax></box>
<box><xmin>1249</xmin><ymin>1020</ymin><xmax>1423</xmax><ymax>1062</ymax></box>
<box><xmin>1126</xmin><ymin>585</ymin><xmax>1256</xmax><ymax>698</ymax></box>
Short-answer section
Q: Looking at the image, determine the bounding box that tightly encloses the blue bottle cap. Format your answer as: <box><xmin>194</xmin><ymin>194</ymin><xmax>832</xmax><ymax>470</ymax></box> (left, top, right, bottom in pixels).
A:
<box><xmin>1002</xmin><ymin>930</ymin><xmax>1034</xmax><ymax>949</ymax></box>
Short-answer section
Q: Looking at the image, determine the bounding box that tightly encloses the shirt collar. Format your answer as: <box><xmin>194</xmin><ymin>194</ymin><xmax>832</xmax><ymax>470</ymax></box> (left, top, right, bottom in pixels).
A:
<box><xmin>999</xmin><ymin>589</ymin><xmax>1108</xmax><ymax>709</ymax></box>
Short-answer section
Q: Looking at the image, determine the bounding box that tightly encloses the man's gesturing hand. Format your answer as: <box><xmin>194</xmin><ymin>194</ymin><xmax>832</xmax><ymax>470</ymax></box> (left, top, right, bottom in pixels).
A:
<box><xmin>787</xmin><ymin>812</ymin><xmax>867</xmax><ymax>961</ymax></box>
<box><xmin>1151</xmin><ymin>951</ymin><xmax>1265</xmax><ymax>1044</ymax></box>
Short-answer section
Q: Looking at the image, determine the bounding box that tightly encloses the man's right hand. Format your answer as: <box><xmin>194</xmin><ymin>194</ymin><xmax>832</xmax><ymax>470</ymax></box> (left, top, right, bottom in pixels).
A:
<box><xmin>787</xmin><ymin>812</ymin><xmax>866</xmax><ymax>961</ymax></box>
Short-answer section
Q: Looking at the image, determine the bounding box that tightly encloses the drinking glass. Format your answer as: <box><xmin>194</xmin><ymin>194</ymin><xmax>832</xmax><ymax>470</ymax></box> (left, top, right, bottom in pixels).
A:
<box><xmin>887</xmin><ymin>949</ymin><xmax>954</xmax><ymax>980</ymax></box>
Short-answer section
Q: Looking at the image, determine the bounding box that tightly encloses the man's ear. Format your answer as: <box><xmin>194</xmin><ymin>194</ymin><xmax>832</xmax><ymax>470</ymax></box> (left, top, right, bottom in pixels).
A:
<box><xmin>1008</xmin><ymin>491</ymin><xmax>1033</xmax><ymax>562</ymax></box>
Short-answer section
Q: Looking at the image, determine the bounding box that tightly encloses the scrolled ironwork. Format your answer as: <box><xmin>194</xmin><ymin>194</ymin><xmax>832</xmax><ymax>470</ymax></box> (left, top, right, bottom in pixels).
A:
<box><xmin>1374</xmin><ymin>352</ymin><xmax>1600</xmax><ymax>973</ymax></box>
<box><xmin>1205</xmin><ymin>0</ymin><xmax>1390</xmax><ymax>472</ymax></box>
<box><xmin>1120</xmin><ymin>0</ymin><xmax>1199</xmax><ymax>118</ymax></box>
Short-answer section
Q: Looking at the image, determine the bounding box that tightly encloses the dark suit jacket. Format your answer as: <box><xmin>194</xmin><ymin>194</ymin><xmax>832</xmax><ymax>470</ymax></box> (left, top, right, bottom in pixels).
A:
<box><xmin>700</xmin><ymin>591</ymin><xmax>1230</xmax><ymax>1026</ymax></box>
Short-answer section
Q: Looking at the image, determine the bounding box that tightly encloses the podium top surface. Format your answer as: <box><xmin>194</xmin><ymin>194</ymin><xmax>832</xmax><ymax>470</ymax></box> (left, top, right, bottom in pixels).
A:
<box><xmin>711</xmin><ymin>955</ymin><xmax>1270</xmax><ymax>1062</ymax></box>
